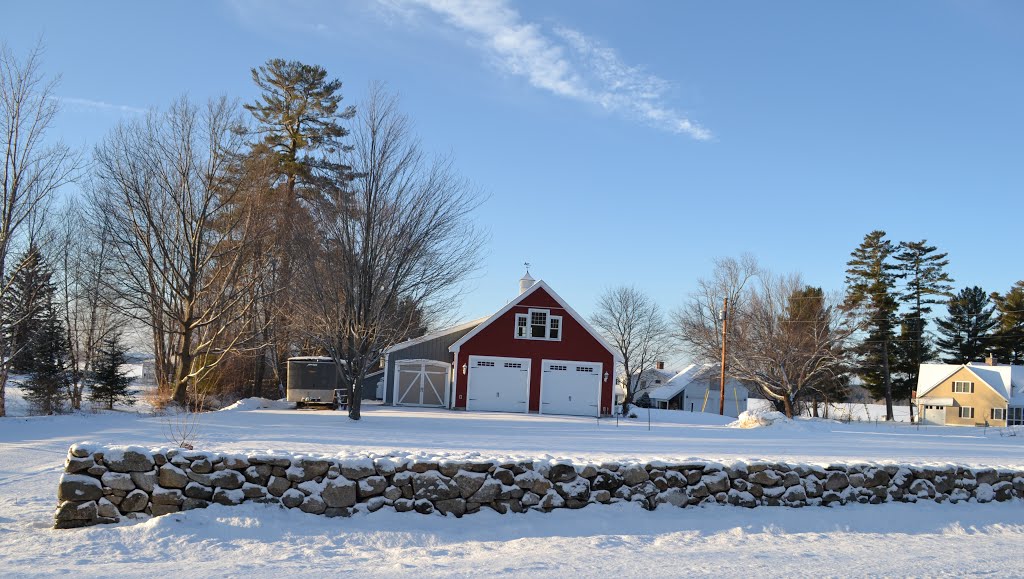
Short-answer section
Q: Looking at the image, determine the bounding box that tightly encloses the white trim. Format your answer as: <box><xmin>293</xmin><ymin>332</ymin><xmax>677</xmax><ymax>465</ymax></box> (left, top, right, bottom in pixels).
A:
<box><xmin>538</xmin><ymin>359</ymin><xmax>602</xmax><ymax>418</ymax></box>
<box><xmin>448</xmin><ymin>280</ymin><xmax>622</xmax><ymax>362</ymax></box>
<box><xmin>393</xmin><ymin>359</ymin><xmax>451</xmax><ymax>407</ymax></box>
<box><xmin>384</xmin><ymin>318</ymin><xmax>487</xmax><ymax>354</ymax></box>
<box><xmin>917</xmin><ymin>397</ymin><xmax>954</xmax><ymax>406</ymax></box>
<box><xmin>958</xmin><ymin>406</ymin><xmax>975</xmax><ymax>419</ymax></box>
<box><xmin>466</xmin><ymin>355</ymin><xmax>531</xmax><ymax>413</ymax></box>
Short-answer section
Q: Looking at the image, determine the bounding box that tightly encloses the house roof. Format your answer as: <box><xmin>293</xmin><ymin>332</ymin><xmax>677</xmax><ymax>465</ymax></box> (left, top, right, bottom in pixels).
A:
<box><xmin>384</xmin><ymin>317</ymin><xmax>488</xmax><ymax>354</ymax></box>
<box><xmin>642</xmin><ymin>363</ymin><xmax>748</xmax><ymax>401</ymax></box>
<box><xmin>448</xmin><ymin>279</ymin><xmax>622</xmax><ymax>362</ymax></box>
<box><xmin>916</xmin><ymin>362</ymin><xmax>1024</xmax><ymax>402</ymax></box>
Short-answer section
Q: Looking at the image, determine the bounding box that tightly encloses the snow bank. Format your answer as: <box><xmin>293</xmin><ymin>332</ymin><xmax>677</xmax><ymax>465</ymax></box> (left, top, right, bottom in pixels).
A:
<box><xmin>219</xmin><ymin>397</ymin><xmax>295</xmax><ymax>412</ymax></box>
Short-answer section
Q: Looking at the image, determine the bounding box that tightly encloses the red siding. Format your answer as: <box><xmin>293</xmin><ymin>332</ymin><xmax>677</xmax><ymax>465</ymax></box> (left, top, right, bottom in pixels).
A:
<box><xmin>453</xmin><ymin>287</ymin><xmax>615</xmax><ymax>415</ymax></box>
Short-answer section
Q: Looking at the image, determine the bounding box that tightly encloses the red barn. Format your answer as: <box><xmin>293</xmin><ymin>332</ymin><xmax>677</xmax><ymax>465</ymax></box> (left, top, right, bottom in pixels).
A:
<box><xmin>448</xmin><ymin>273</ymin><xmax>620</xmax><ymax>417</ymax></box>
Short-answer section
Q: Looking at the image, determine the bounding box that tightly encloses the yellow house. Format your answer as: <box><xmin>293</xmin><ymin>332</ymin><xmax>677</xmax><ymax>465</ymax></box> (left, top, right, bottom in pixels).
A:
<box><xmin>915</xmin><ymin>360</ymin><xmax>1024</xmax><ymax>427</ymax></box>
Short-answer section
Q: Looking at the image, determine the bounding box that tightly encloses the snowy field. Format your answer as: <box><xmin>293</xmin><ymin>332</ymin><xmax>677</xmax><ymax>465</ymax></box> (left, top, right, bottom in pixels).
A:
<box><xmin>2</xmin><ymin>395</ymin><xmax>1024</xmax><ymax>577</ymax></box>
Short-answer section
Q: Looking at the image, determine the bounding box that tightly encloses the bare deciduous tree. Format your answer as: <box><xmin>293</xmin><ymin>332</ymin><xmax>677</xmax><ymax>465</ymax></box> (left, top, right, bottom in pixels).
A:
<box><xmin>53</xmin><ymin>198</ymin><xmax>124</xmax><ymax>410</ymax></box>
<box><xmin>590</xmin><ymin>286</ymin><xmax>672</xmax><ymax>413</ymax></box>
<box><xmin>674</xmin><ymin>256</ymin><xmax>853</xmax><ymax>418</ymax></box>
<box><xmin>0</xmin><ymin>43</ymin><xmax>79</xmax><ymax>417</ymax></box>
<box><xmin>299</xmin><ymin>84</ymin><xmax>485</xmax><ymax>420</ymax></box>
<box><xmin>92</xmin><ymin>96</ymin><xmax>269</xmax><ymax>406</ymax></box>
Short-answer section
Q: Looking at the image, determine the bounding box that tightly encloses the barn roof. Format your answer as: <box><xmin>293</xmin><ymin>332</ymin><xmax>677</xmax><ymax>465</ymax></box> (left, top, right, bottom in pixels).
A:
<box><xmin>448</xmin><ymin>280</ymin><xmax>622</xmax><ymax>362</ymax></box>
<box><xmin>384</xmin><ymin>317</ymin><xmax>487</xmax><ymax>354</ymax></box>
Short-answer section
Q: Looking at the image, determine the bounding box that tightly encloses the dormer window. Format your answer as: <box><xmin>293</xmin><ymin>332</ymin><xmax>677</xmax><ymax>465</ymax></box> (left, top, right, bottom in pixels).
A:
<box><xmin>515</xmin><ymin>308</ymin><xmax>562</xmax><ymax>341</ymax></box>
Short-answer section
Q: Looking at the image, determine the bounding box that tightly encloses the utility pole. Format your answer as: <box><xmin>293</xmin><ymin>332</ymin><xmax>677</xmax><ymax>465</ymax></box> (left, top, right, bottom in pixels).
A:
<box><xmin>719</xmin><ymin>296</ymin><xmax>728</xmax><ymax>416</ymax></box>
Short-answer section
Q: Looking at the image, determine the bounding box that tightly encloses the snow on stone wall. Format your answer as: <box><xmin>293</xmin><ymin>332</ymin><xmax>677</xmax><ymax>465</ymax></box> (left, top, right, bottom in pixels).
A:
<box><xmin>54</xmin><ymin>443</ymin><xmax>1024</xmax><ymax>529</ymax></box>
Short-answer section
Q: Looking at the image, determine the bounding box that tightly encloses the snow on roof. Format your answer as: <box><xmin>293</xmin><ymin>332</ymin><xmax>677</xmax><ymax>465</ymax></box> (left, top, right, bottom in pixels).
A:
<box><xmin>917</xmin><ymin>362</ymin><xmax>1023</xmax><ymax>401</ymax></box>
<box><xmin>645</xmin><ymin>364</ymin><xmax>710</xmax><ymax>401</ymax></box>
<box><xmin>384</xmin><ymin>318</ymin><xmax>488</xmax><ymax>354</ymax></box>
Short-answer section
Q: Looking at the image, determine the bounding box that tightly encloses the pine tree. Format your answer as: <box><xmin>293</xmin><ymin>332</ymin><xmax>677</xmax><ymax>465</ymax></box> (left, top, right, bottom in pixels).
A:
<box><xmin>787</xmin><ymin>286</ymin><xmax>850</xmax><ymax>414</ymax></box>
<box><xmin>2</xmin><ymin>244</ymin><xmax>57</xmax><ymax>374</ymax></box>
<box><xmin>990</xmin><ymin>281</ymin><xmax>1024</xmax><ymax>364</ymax></box>
<box><xmin>24</xmin><ymin>300</ymin><xmax>71</xmax><ymax>415</ymax></box>
<box><xmin>894</xmin><ymin>240</ymin><xmax>953</xmax><ymax>421</ymax></box>
<box><xmin>844</xmin><ymin>230</ymin><xmax>901</xmax><ymax>420</ymax></box>
<box><xmin>936</xmin><ymin>286</ymin><xmax>998</xmax><ymax>363</ymax></box>
<box><xmin>88</xmin><ymin>333</ymin><xmax>135</xmax><ymax>410</ymax></box>
<box><xmin>244</xmin><ymin>58</ymin><xmax>355</xmax><ymax>204</ymax></box>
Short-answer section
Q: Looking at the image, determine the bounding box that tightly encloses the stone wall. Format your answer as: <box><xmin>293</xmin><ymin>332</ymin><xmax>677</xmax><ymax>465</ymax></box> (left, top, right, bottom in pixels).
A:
<box><xmin>55</xmin><ymin>443</ymin><xmax>1024</xmax><ymax>529</ymax></box>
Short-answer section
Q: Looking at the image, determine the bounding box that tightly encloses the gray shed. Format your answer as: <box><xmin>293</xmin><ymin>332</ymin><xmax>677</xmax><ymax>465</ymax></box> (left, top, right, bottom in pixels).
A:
<box><xmin>382</xmin><ymin>318</ymin><xmax>485</xmax><ymax>407</ymax></box>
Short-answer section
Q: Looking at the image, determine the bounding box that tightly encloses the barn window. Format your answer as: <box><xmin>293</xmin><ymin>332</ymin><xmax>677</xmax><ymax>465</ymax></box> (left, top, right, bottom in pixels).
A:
<box><xmin>514</xmin><ymin>308</ymin><xmax>562</xmax><ymax>341</ymax></box>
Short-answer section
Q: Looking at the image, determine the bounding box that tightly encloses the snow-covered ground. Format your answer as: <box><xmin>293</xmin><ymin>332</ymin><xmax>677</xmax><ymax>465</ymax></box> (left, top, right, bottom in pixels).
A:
<box><xmin>2</xmin><ymin>396</ymin><xmax>1023</xmax><ymax>577</ymax></box>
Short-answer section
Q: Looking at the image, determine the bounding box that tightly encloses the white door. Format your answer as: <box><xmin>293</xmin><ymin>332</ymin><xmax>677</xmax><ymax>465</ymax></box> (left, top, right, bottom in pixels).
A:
<box><xmin>922</xmin><ymin>405</ymin><xmax>946</xmax><ymax>426</ymax></box>
<box><xmin>467</xmin><ymin>356</ymin><xmax>530</xmax><ymax>413</ymax></box>
<box><xmin>395</xmin><ymin>361</ymin><xmax>450</xmax><ymax>407</ymax></box>
<box><xmin>540</xmin><ymin>360</ymin><xmax>601</xmax><ymax>417</ymax></box>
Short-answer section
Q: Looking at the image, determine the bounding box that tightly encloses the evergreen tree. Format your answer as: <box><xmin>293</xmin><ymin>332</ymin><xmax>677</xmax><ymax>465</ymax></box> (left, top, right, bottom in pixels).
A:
<box><xmin>24</xmin><ymin>300</ymin><xmax>71</xmax><ymax>415</ymax></box>
<box><xmin>244</xmin><ymin>58</ymin><xmax>355</xmax><ymax>204</ymax></box>
<box><xmin>990</xmin><ymin>281</ymin><xmax>1024</xmax><ymax>364</ymax></box>
<box><xmin>844</xmin><ymin>230</ymin><xmax>901</xmax><ymax>420</ymax></box>
<box><xmin>787</xmin><ymin>286</ymin><xmax>850</xmax><ymax>412</ymax></box>
<box><xmin>894</xmin><ymin>240</ymin><xmax>953</xmax><ymax>421</ymax></box>
<box><xmin>2</xmin><ymin>244</ymin><xmax>57</xmax><ymax>373</ymax></box>
<box><xmin>936</xmin><ymin>286</ymin><xmax>997</xmax><ymax>363</ymax></box>
<box><xmin>242</xmin><ymin>59</ymin><xmax>356</xmax><ymax>399</ymax></box>
<box><xmin>88</xmin><ymin>333</ymin><xmax>135</xmax><ymax>410</ymax></box>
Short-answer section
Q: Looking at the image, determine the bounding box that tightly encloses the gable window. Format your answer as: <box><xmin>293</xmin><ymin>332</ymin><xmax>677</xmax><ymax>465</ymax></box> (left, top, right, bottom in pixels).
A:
<box><xmin>992</xmin><ymin>408</ymin><xmax>1006</xmax><ymax>421</ymax></box>
<box><xmin>952</xmin><ymin>381</ymin><xmax>974</xmax><ymax>393</ymax></box>
<box><xmin>958</xmin><ymin>406</ymin><xmax>974</xmax><ymax>419</ymax></box>
<box><xmin>514</xmin><ymin>308</ymin><xmax>562</xmax><ymax>341</ymax></box>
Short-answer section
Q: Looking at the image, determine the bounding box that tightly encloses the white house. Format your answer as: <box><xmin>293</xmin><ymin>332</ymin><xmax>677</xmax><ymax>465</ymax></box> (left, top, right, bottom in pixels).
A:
<box><xmin>634</xmin><ymin>363</ymin><xmax>749</xmax><ymax>417</ymax></box>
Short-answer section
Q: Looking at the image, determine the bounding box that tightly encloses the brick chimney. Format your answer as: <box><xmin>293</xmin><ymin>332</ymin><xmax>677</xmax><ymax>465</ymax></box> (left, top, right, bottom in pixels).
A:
<box><xmin>656</xmin><ymin>361</ymin><xmax>665</xmax><ymax>370</ymax></box>
<box><xmin>985</xmin><ymin>353</ymin><xmax>998</xmax><ymax>366</ymax></box>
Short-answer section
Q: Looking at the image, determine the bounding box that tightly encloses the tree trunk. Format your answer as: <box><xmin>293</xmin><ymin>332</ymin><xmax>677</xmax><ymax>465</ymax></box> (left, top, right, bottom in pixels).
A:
<box><xmin>812</xmin><ymin>397</ymin><xmax>819</xmax><ymax>418</ymax></box>
<box><xmin>882</xmin><ymin>338</ymin><xmax>894</xmax><ymax>421</ymax></box>
<box><xmin>348</xmin><ymin>379</ymin><xmax>361</xmax><ymax>420</ymax></box>
<box><xmin>783</xmin><ymin>395</ymin><xmax>795</xmax><ymax>419</ymax></box>
<box><xmin>172</xmin><ymin>339</ymin><xmax>193</xmax><ymax>406</ymax></box>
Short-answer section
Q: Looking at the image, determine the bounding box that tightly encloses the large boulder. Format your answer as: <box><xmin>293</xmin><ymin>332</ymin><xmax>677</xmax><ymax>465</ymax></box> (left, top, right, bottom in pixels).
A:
<box><xmin>119</xmin><ymin>490</ymin><xmax>149</xmax><ymax>513</ymax></box>
<box><xmin>620</xmin><ymin>465</ymin><xmax>649</xmax><ymax>486</ymax></box>
<box><xmin>547</xmin><ymin>464</ymin><xmax>577</xmax><ymax>483</ymax></box>
<box><xmin>322</xmin><ymin>477</ymin><xmax>357</xmax><ymax>508</ymax></box>
<box><xmin>413</xmin><ymin>471</ymin><xmax>460</xmax><ymax>502</ymax></box>
<box><xmin>467</xmin><ymin>478</ymin><xmax>503</xmax><ymax>503</ymax></box>
<box><xmin>455</xmin><ymin>471</ymin><xmax>487</xmax><ymax>498</ymax></box>
<box><xmin>101</xmin><ymin>472</ymin><xmax>135</xmax><ymax>492</ymax></box>
<box><xmin>158</xmin><ymin>464</ymin><xmax>189</xmax><ymax>489</ymax></box>
<box><xmin>105</xmin><ymin>449</ymin><xmax>155</xmax><ymax>473</ymax></box>
<box><xmin>58</xmin><ymin>474</ymin><xmax>103</xmax><ymax>502</ymax></box>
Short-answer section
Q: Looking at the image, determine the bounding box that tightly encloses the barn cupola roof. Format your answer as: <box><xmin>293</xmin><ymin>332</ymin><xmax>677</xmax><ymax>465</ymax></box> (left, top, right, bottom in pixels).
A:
<box><xmin>519</xmin><ymin>267</ymin><xmax>536</xmax><ymax>295</ymax></box>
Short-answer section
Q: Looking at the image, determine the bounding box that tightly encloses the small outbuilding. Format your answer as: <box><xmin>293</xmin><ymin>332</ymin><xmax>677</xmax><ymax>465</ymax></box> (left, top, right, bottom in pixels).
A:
<box><xmin>381</xmin><ymin>319</ymin><xmax>485</xmax><ymax>407</ymax></box>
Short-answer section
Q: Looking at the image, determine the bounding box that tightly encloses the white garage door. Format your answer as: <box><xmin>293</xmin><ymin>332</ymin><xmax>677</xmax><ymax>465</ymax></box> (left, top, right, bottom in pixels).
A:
<box><xmin>540</xmin><ymin>360</ymin><xmax>601</xmax><ymax>417</ymax></box>
<box><xmin>395</xmin><ymin>360</ymin><xmax>450</xmax><ymax>407</ymax></box>
<box><xmin>467</xmin><ymin>356</ymin><xmax>530</xmax><ymax>413</ymax></box>
<box><xmin>922</xmin><ymin>405</ymin><xmax>946</xmax><ymax>426</ymax></box>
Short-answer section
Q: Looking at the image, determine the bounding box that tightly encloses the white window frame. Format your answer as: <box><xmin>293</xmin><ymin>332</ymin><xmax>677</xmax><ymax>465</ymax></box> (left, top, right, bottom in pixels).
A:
<box><xmin>958</xmin><ymin>406</ymin><xmax>974</xmax><ymax>419</ymax></box>
<box><xmin>952</xmin><ymin>381</ymin><xmax>974</xmax><ymax>393</ymax></box>
<box><xmin>513</xmin><ymin>308</ymin><xmax>563</xmax><ymax>341</ymax></box>
<box><xmin>992</xmin><ymin>407</ymin><xmax>1006</xmax><ymax>421</ymax></box>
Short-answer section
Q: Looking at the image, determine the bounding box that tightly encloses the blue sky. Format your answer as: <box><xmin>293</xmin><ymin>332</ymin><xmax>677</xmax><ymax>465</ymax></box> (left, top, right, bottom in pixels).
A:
<box><xmin>3</xmin><ymin>0</ymin><xmax>1022</xmax><ymax>329</ymax></box>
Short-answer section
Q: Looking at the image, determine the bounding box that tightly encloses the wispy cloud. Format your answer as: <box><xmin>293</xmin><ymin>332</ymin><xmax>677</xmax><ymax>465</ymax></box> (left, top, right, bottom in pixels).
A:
<box><xmin>391</xmin><ymin>0</ymin><xmax>710</xmax><ymax>139</ymax></box>
<box><xmin>57</xmin><ymin>97</ymin><xmax>146</xmax><ymax>115</ymax></box>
